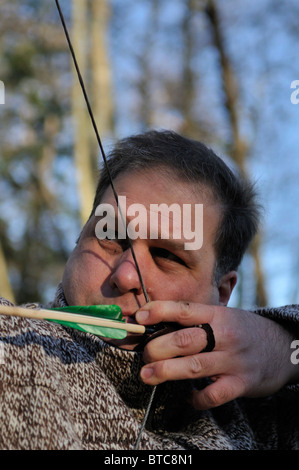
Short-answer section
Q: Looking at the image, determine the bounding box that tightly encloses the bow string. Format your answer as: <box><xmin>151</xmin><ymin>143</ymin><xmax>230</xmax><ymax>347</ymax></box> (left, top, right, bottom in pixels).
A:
<box><xmin>54</xmin><ymin>0</ymin><xmax>156</xmax><ymax>449</ymax></box>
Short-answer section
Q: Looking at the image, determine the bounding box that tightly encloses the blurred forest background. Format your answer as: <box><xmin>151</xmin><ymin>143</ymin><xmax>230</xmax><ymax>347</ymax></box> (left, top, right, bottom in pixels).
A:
<box><xmin>0</xmin><ymin>0</ymin><xmax>298</xmax><ymax>308</ymax></box>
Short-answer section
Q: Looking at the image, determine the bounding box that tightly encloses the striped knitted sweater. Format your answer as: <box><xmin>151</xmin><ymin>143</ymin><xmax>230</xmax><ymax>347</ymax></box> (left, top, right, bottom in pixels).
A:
<box><xmin>0</xmin><ymin>286</ymin><xmax>298</xmax><ymax>450</ymax></box>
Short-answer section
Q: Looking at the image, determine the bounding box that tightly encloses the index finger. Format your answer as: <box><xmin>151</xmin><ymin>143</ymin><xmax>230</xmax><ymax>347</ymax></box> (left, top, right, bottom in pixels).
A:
<box><xmin>135</xmin><ymin>300</ymin><xmax>216</xmax><ymax>327</ymax></box>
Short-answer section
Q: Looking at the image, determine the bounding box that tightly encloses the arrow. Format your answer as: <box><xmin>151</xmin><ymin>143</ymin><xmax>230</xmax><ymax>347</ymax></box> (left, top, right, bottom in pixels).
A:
<box><xmin>0</xmin><ymin>304</ymin><xmax>158</xmax><ymax>339</ymax></box>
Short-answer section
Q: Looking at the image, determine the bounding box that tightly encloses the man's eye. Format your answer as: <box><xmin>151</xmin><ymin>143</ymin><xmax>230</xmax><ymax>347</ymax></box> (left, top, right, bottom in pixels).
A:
<box><xmin>103</xmin><ymin>233</ymin><xmax>116</xmax><ymax>241</ymax></box>
<box><xmin>150</xmin><ymin>247</ymin><xmax>187</xmax><ymax>267</ymax></box>
<box><xmin>98</xmin><ymin>230</ymin><xmax>130</xmax><ymax>252</ymax></box>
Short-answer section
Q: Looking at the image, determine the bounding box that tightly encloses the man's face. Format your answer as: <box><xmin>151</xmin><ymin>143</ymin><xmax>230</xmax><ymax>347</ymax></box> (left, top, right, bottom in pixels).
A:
<box><xmin>62</xmin><ymin>169</ymin><xmax>236</xmax><ymax>349</ymax></box>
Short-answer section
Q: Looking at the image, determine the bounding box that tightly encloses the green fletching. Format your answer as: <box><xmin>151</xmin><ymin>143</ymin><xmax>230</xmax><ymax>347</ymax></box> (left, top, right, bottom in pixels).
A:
<box><xmin>47</xmin><ymin>305</ymin><xmax>127</xmax><ymax>339</ymax></box>
<box><xmin>49</xmin><ymin>320</ymin><xmax>127</xmax><ymax>339</ymax></box>
<box><xmin>51</xmin><ymin>304</ymin><xmax>124</xmax><ymax>320</ymax></box>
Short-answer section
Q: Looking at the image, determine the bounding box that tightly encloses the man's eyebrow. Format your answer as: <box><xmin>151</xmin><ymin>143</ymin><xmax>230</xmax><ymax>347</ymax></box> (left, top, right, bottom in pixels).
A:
<box><xmin>159</xmin><ymin>239</ymin><xmax>185</xmax><ymax>250</ymax></box>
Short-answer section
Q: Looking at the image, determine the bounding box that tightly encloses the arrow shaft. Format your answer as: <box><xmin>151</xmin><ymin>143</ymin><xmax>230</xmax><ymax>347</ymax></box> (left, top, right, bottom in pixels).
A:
<box><xmin>0</xmin><ymin>305</ymin><xmax>147</xmax><ymax>335</ymax></box>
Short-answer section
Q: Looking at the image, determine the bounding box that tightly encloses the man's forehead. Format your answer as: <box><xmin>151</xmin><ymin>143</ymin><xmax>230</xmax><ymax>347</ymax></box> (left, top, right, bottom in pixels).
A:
<box><xmin>102</xmin><ymin>169</ymin><xmax>216</xmax><ymax>206</ymax></box>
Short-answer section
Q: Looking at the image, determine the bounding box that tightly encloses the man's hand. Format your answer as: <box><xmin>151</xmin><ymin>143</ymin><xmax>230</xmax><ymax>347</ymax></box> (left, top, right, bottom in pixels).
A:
<box><xmin>135</xmin><ymin>301</ymin><xmax>298</xmax><ymax>410</ymax></box>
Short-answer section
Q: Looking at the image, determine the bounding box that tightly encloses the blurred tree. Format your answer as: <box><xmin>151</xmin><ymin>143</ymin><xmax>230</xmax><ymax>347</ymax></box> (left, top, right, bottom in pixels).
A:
<box><xmin>180</xmin><ymin>0</ymin><xmax>199</xmax><ymax>137</ymax></box>
<box><xmin>0</xmin><ymin>0</ymin><xmax>115</xmax><ymax>303</ymax></box>
<box><xmin>0</xmin><ymin>1</ymin><xmax>76</xmax><ymax>303</ymax></box>
<box><xmin>205</xmin><ymin>0</ymin><xmax>267</xmax><ymax>306</ymax></box>
<box><xmin>71</xmin><ymin>0</ymin><xmax>115</xmax><ymax>227</ymax></box>
<box><xmin>91</xmin><ymin>0</ymin><xmax>114</xmax><ymax>138</ymax></box>
<box><xmin>71</xmin><ymin>0</ymin><xmax>95</xmax><ymax>227</ymax></box>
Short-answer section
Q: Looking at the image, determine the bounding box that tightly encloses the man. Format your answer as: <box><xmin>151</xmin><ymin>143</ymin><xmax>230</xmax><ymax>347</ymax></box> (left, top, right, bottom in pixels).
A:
<box><xmin>0</xmin><ymin>130</ymin><xmax>298</xmax><ymax>450</ymax></box>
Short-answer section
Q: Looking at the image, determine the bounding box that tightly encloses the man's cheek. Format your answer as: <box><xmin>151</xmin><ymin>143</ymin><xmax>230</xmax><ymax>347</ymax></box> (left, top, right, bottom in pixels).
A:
<box><xmin>62</xmin><ymin>258</ymin><xmax>86</xmax><ymax>304</ymax></box>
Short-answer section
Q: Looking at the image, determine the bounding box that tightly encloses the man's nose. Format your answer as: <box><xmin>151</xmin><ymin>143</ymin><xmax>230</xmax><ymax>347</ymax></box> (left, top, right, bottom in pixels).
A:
<box><xmin>109</xmin><ymin>249</ymin><xmax>145</xmax><ymax>295</ymax></box>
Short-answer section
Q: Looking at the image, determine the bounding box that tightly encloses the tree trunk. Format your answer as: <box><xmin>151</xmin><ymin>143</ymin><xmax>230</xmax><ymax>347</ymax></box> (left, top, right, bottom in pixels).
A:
<box><xmin>72</xmin><ymin>0</ymin><xmax>96</xmax><ymax>226</ymax></box>
<box><xmin>90</xmin><ymin>0</ymin><xmax>114</xmax><ymax>139</ymax></box>
<box><xmin>181</xmin><ymin>0</ymin><xmax>196</xmax><ymax>136</ymax></box>
<box><xmin>205</xmin><ymin>0</ymin><xmax>267</xmax><ymax>306</ymax></box>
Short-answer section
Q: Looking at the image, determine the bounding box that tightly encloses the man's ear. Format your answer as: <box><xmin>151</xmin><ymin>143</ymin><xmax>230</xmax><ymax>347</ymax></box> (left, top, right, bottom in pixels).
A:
<box><xmin>217</xmin><ymin>271</ymin><xmax>238</xmax><ymax>306</ymax></box>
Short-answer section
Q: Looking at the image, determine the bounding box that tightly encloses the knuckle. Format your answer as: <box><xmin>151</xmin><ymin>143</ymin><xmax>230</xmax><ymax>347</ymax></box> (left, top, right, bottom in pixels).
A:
<box><xmin>204</xmin><ymin>379</ymin><xmax>241</xmax><ymax>408</ymax></box>
<box><xmin>186</xmin><ymin>353</ymin><xmax>216</xmax><ymax>378</ymax></box>
<box><xmin>187</xmin><ymin>354</ymin><xmax>203</xmax><ymax>376</ymax></box>
<box><xmin>204</xmin><ymin>387</ymin><xmax>228</xmax><ymax>408</ymax></box>
<box><xmin>174</xmin><ymin>328</ymin><xmax>194</xmax><ymax>349</ymax></box>
<box><xmin>204</xmin><ymin>390</ymin><xmax>220</xmax><ymax>408</ymax></box>
<box><xmin>174</xmin><ymin>327</ymin><xmax>206</xmax><ymax>351</ymax></box>
<box><xmin>177</xmin><ymin>301</ymin><xmax>194</xmax><ymax>322</ymax></box>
